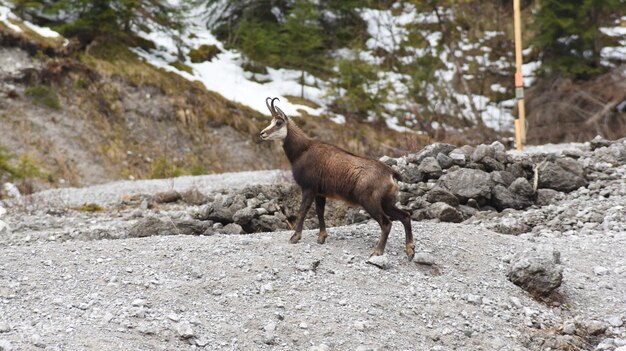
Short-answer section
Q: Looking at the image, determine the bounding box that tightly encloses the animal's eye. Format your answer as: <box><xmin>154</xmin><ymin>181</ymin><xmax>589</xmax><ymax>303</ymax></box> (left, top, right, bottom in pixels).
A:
<box><xmin>276</xmin><ymin>120</ymin><xmax>284</xmax><ymax>126</ymax></box>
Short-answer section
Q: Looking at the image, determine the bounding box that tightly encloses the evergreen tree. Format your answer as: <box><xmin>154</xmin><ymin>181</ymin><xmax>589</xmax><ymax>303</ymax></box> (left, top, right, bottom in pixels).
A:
<box><xmin>10</xmin><ymin>0</ymin><xmax>182</xmax><ymax>44</ymax></box>
<box><xmin>533</xmin><ymin>0</ymin><xmax>625</xmax><ymax>78</ymax></box>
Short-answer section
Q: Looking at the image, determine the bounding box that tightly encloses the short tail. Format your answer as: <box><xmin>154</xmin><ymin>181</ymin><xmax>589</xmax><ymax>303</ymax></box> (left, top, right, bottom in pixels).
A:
<box><xmin>392</xmin><ymin>169</ymin><xmax>403</xmax><ymax>182</ymax></box>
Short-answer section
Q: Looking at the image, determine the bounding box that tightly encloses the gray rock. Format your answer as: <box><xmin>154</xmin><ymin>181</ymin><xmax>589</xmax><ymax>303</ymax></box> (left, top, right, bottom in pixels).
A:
<box><xmin>407</xmin><ymin>143</ymin><xmax>456</xmax><ymax>164</ymax></box>
<box><xmin>593</xmin><ymin>266</ymin><xmax>609</xmax><ymax>276</ymax></box>
<box><xmin>221</xmin><ymin>223</ymin><xmax>244</xmax><ymax>234</ymax></box>
<box><xmin>472</xmin><ymin>144</ymin><xmax>495</xmax><ymax>162</ymax></box>
<box><xmin>607</xmin><ymin>316</ymin><xmax>624</xmax><ymax>327</ymax></box>
<box><xmin>172</xmin><ymin>219</ymin><xmax>212</xmax><ymax>235</ymax></box>
<box><xmin>590</xmin><ymin>135</ymin><xmax>611</xmax><ymax>150</ymax></box>
<box><xmin>129</xmin><ymin>217</ymin><xmax>175</xmax><ymax>237</ymax></box>
<box><xmin>367</xmin><ymin>255</ymin><xmax>391</xmax><ymax>269</ymax></box>
<box><xmin>449</xmin><ymin>149</ymin><xmax>467</xmax><ymax>166</ymax></box>
<box><xmin>491</xmin><ymin>171</ymin><xmax>515</xmax><ymax>187</ymax></box>
<box><xmin>251</xmin><ymin>215</ymin><xmax>288</xmax><ymax>232</ymax></box>
<box><xmin>207</xmin><ymin>194</ymin><xmax>247</xmax><ymax>222</ymax></box>
<box><xmin>180</xmin><ymin>189</ymin><xmax>209</xmax><ymax>205</ymax></box>
<box><xmin>404</xmin><ymin>164</ymin><xmax>424</xmax><ymax>183</ymax></box>
<box><xmin>426</xmin><ymin>187</ymin><xmax>459</xmax><ymax>207</ymax></box>
<box><xmin>507</xmin><ymin>251</ymin><xmax>563</xmax><ymax>296</ymax></box>
<box><xmin>537</xmin><ymin>161</ymin><xmax>587</xmax><ymax>192</ymax></box>
<box><xmin>175</xmin><ymin>321</ymin><xmax>195</xmax><ymax>339</ymax></box>
<box><xmin>418</xmin><ymin>157</ymin><xmax>443</xmax><ymax>179</ymax></box>
<box><xmin>379</xmin><ymin>155</ymin><xmax>397</xmax><ymax>166</ymax></box>
<box><xmin>491</xmin><ymin>185</ymin><xmax>532</xmax><ymax>211</ymax></box>
<box><xmin>535</xmin><ymin>189</ymin><xmax>562</xmax><ymax>206</ymax></box>
<box><xmin>481</xmin><ymin>156</ymin><xmax>505</xmax><ymax>172</ymax></box>
<box><xmin>0</xmin><ymin>339</ymin><xmax>12</xmax><ymax>351</ymax></box>
<box><xmin>154</xmin><ymin>190</ymin><xmax>182</xmax><ymax>204</ymax></box>
<box><xmin>427</xmin><ymin>202</ymin><xmax>463</xmax><ymax>223</ymax></box>
<box><xmin>586</xmin><ymin>320</ymin><xmax>607</xmax><ymax>336</ymax></box>
<box><xmin>413</xmin><ymin>252</ymin><xmax>436</xmax><ymax>265</ymax></box>
<box><xmin>0</xmin><ymin>323</ymin><xmax>9</xmax><ymax>333</ymax></box>
<box><xmin>497</xmin><ymin>216</ymin><xmax>530</xmax><ymax>235</ymax></box>
<box><xmin>562</xmin><ymin>321</ymin><xmax>576</xmax><ymax>335</ymax></box>
<box><xmin>458</xmin><ymin>204</ymin><xmax>478</xmax><ymax>219</ymax></box>
<box><xmin>556</xmin><ymin>158</ymin><xmax>585</xmax><ymax>178</ymax></box>
<box><xmin>436</xmin><ymin>152</ymin><xmax>454</xmax><ymax>169</ymax></box>
<box><xmin>507</xmin><ymin>161</ymin><xmax>533</xmax><ymax>179</ymax></box>
<box><xmin>439</xmin><ymin>169</ymin><xmax>493</xmax><ymax>203</ymax></box>
<box><xmin>508</xmin><ymin>177</ymin><xmax>534</xmax><ymax>198</ymax></box>
<box><xmin>233</xmin><ymin>207</ymin><xmax>256</xmax><ymax>225</ymax></box>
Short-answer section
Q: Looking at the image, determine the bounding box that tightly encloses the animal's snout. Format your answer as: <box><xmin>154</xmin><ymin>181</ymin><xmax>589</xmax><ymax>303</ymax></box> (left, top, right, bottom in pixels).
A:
<box><xmin>259</xmin><ymin>131</ymin><xmax>268</xmax><ymax>140</ymax></box>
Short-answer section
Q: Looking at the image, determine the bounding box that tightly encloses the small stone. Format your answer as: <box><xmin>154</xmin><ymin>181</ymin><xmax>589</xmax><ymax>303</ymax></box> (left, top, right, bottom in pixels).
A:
<box><xmin>413</xmin><ymin>253</ymin><xmax>435</xmax><ymax>266</ymax></box>
<box><xmin>367</xmin><ymin>255</ymin><xmax>391</xmax><ymax>270</ymax></box>
<box><xmin>0</xmin><ymin>339</ymin><xmax>13</xmax><ymax>351</ymax></box>
<box><xmin>593</xmin><ymin>266</ymin><xmax>609</xmax><ymax>276</ymax></box>
<box><xmin>0</xmin><ymin>323</ymin><xmax>9</xmax><ymax>333</ymax></box>
<box><xmin>131</xmin><ymin>298</ymin><xmax>146</xmax><ymax>307</ymax></box>
<box><xmin>586</xmin><ymin>320</ymin><xmax>607</xmax><ymax>336</ymax></box>
<box><xmin>562</xmin><ymin>321</ymin><xmax>576</xmax><ymax>335</ymax></box>
<box><xmin>299</xmin><ymin>322</ymin><xmax>308</xmax><ymax>329</ymax></box>
<box><xmin>31</xmin><ymin>334</ymin><xmax>45</xmax><ymax>348</ymax></box>
<box><xmin>175</xmin><ymin>321</ymin><xmax>195</xmax><ymax>339</ymax></box>
<box><xmin>195</xmin><ymin>338</ymin><xmax>210</xmax><ymax>347</ymax></box>
<box><xmin>354</xmin><ymin>321</ymin><xmax>367</xmax><ymax>332</ymax></box>
<box><xmin>607</xmin><ymin>316</ymin><xmax>624</xmax><ymax>327</ymax></box>
<box><xmin>154</xmin><ymin>190</ymin><xmax>182</xmax><ymax>204</ymax></box>
<box><xmin>167</xmin><ymin>313</ymin><xmax>180</xmax><ymax>322</ymax></box>
<box><xmin>509</xmin><ymin>296</ymin><xmax>522</xmax><ymax>309</ymax></box>
<box><xmin>466</xmin><ymin>294</ymin><xmax>483</xmax><ymax>305</ymax></box>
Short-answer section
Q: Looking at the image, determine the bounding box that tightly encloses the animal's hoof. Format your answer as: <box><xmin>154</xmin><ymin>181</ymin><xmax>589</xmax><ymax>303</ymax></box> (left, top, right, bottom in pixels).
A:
<box><xmin>370</xmin><ymin>248</ymin><xmax>383</xmax><ymax>257</ymax></box>
<box><xmin>289</xmin><ymin>233</ymin><xmax>301</xmax><ymax>244</ymax></box>
<box><xmin>405</xmin><ymin>242</ymin><xmax>415</xmax><ymax>261</ymax></box>
<box><xmin>317</xmin><ymin>231</ymin><xmax>327</xmax><ymax>245</ymax></box>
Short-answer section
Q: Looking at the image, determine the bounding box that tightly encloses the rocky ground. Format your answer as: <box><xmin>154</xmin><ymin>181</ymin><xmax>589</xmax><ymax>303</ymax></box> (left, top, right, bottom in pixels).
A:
<box><xmin>0</xmin><ymin>137</ymin><xmax>625</xmax><ymax>350</ymax></box>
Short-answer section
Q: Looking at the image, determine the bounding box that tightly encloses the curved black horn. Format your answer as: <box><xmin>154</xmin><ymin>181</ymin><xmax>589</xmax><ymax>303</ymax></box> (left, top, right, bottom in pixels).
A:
<box><xmin>265</xmin><ymin>97</ymin><xmax>273</xmax><ymax>113</ymax></box>
<box><xmin>270</xmin><ymin>97</ymin><xmax>280</xmax><ymax>114</ymax></box>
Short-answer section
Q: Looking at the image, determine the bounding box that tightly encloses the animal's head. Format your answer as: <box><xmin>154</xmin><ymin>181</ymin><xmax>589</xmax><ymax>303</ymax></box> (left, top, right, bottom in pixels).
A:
<box><xmin>259</xmin><ymin>97</ymin><xmax>289</xmax><ymax>141</ymax></box>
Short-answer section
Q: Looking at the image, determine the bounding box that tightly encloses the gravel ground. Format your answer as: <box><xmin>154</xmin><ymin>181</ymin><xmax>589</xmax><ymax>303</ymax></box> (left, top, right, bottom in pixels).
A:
<box><xmin>13</xmin><ymin>170</ymin><xmax>282</xmax><ymax>208</ymax></box>
<box><xmin>1</xmin><ymin>142</ymin><xmax>625</xmax><ymax>350</ymax></box>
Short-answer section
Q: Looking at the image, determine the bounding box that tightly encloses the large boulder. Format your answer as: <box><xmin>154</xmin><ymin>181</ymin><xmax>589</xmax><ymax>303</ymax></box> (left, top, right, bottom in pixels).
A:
<box><xmin>439</xmin><ymin>169</ymin><xmax>493</xmax><ymax>203</ymax></box>
<box><xmin>426</xmin><ymin>187</ymin><xmax>459</xmax><ymax>207</ymax></box>
<box><xmin>418</xmin><ymin>157</ymin><xmax>443</xmax><ymax>179</ymax></box>
<box><xmin>507</xmin><ymin>250</ymin><xmax>563</xmax><ymax>296</ymax></box>
<box><xmin>492</xmin><ymin>185</ymin><xmax>523</xmax><ymax>211</ymax></box>
<box><xmin>537</xmin><ymin>161</ymin><xmax>587</xmax><ymax>192</ymax></box>
<box><xmin>427</xmin><ymin>202</ymin><xmax>463</xmax><ymax>223</ymax></box>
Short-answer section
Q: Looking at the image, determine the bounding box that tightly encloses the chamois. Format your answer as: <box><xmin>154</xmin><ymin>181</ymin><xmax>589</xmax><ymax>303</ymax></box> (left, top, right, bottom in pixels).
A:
<box><xmin>259</xmin><ymin>98</ymin><xmax>415</xmax><ymax>259</ymax></box>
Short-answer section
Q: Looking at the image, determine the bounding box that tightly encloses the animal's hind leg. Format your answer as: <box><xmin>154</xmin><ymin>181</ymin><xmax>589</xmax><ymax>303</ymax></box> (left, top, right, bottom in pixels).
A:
<box><xmin>315</xmin><ymin>196</ymin><xmax>328</xmax><ymax>244</ymax></box>
<box><xmin>291</xmin><ymin>189</ymin><xmax>315</xmax><ymax>244</ymax></box>
<box><xmin>363</xmin><ymin>203</ymin><xmax>392</xmax><ymax>257</ymax></box>
<box><xmin>382</xmin><ymin>197</ymin><xmax>414</xmax><ymax>260</ymax></box>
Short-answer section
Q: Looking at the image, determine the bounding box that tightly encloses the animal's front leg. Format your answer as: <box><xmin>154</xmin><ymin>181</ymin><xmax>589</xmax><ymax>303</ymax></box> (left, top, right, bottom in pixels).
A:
<box><xmin>290</xmin><ymin>189</ymin><xmax>315</xmax><ymax>244</ymax></box>
<box><xmin>315</xmin><ymin>196</ymin><xmax>327</xmax><ymax>244</ymax></box>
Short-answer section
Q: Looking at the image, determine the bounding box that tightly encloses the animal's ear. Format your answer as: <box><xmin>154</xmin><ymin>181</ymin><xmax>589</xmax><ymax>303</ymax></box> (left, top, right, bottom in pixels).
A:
<box><xmin>275</xmin><ymin>106</ymin><xmax>289</xmax><ymax>121</ymax></box>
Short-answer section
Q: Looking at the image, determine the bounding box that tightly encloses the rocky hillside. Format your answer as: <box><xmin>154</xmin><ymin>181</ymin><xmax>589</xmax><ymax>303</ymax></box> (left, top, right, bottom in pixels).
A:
<box><xmin>0</xmin><ymin>20</ymin><xmax>417</xmax><ymax>194</ymax></box>
<box><xmin>0</xmin><ymin>137</ymin><xmax>624</xmax><ymax>350</ymax></box>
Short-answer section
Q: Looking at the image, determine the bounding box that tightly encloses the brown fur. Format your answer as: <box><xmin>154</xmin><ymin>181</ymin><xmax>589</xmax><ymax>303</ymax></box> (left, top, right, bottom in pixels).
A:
<box><xmin>260</xmin><ymin>99</ymin><xmax>415</xmax><ymax>259</ymax></box>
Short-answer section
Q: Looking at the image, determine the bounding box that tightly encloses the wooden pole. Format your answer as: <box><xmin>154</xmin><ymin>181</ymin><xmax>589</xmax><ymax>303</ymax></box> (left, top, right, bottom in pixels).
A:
<box><xmin>513</xmin><ymin>0</ymin><xmax>526</xmax><ymax>151</ymax></box>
